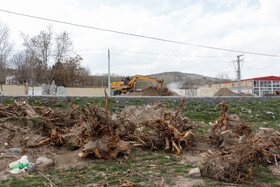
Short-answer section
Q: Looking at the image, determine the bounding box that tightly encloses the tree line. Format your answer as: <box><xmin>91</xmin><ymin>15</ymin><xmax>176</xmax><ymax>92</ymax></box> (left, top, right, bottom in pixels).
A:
<box><xmin>0</xmin><ymin>23</ymin><xmax>94</xmax><ymax>88</ymax></box>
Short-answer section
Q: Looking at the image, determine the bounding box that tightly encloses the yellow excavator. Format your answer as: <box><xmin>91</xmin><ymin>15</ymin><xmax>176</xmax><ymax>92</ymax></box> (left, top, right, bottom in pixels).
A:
<box><xmin>111</xmin><ymin>75</ymin><xmax>164</xmax><ymax>95</ymax></box>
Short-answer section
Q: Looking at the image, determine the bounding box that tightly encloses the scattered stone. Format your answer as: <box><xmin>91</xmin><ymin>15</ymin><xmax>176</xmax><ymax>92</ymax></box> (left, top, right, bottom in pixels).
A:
<box><xmin>269</xmin><ymin>165</ymin><xmax>280</xmax><ymax>175</ymax></box>
<box><xmin>165</xmin><ymin>156</ymin><xmax>170</xmax><ymax>159</ymax></box>
<box><xmin>35</xmin><ymin>157</ymin><xmax>53</xmax><ymax>169</ymax></box>
<box><xmin>27</xmin><ymin>163</ymin><xmax>36</xmax><ymax>172</ymax></box>
<box><xmin>188</xmin><ymin>167</ymin><xmax>201</xmax><ymax>177</ymax></box>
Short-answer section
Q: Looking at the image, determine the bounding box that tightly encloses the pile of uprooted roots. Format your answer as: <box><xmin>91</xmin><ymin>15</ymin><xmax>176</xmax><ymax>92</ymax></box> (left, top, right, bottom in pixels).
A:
<box><xmin>1</xmin><ymin>98</ymin><xmax>280</xmax><ymax>184</ymax></box>
<box><xmin>0</xmin><ymin>99</ymin><xmax>130</xmax><ymax>159</ymax></box>
<box><xmin>0</xmin><ymin>97</ymin><xmax>197</xmax><ymax>159</ymax></box>
<box><xmin>203</xmin><ymin>101</ymin><xmax>280</xmax><ymax>183</ymax></box>
<box><xmin>120</xmin><ymin>98</ymin><xmax>198</xmax><ymax>154</ymax></box>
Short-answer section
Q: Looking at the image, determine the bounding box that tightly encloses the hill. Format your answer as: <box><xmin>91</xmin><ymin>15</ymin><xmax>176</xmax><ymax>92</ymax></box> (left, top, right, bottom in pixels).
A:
<box><xmin>86</xmin><ymin>71</ymin><xmax>230</xmax><ymax>88</ymax></box>
<box><xmin>149</xmin><ymin>71</ymin><xmax>229</xmax><ymax>88</ymax></box>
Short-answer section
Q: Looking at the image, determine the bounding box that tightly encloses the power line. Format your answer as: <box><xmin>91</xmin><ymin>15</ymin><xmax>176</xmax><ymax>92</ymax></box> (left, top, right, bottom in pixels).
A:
<box><xmin>1</xmin><ymin>9</ymin><xmax>280</xmax><ymax>57</ymax></box>
<box><xmin>111</xmin><ymin>49</ymin><xmax>233</xmax><ymax>58</ymax></box>
<box><xmin>111</xmin><ymin>52</ymin><xmax>228</xmax><ymax>63</ymax></box>
<box><xmin>10</xmin><ymin>48</ymin><xmax>233</xmax><ymax>58</ymax></box>
<box><xmin>75</xmin><ymin>48</ymin><xmax>107</xmax><ymax>52</ymax></box>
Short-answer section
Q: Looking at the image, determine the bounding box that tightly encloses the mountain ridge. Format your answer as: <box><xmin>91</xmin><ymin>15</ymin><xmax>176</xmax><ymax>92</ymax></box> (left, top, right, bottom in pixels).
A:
<box><xmin>148</xmin><ymin>71</ymin><xmax>229</xmax><ymax>88</ymax></box>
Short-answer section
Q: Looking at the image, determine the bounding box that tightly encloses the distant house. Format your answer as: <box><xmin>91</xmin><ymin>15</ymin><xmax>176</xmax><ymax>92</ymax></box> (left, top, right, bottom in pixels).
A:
<box><xmin>198</xmin><ymin>76</ymin><xmax>280</xmax><ymax>96</ymax></box>
<box><xmin>5</xmin><ymin>75</ymin><xmax>18</xmax><ymax>84</ymax></box>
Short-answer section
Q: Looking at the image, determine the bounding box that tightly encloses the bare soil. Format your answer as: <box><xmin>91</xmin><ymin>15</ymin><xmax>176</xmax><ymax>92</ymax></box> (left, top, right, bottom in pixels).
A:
<box><xmin>127</xmin><ymin>87</ymin><xmax>178</xmax><ymax>96</ymax></box>
<box><xmin>214</xmin><ymin>87</ymin><xmax>254</xmax><ymax>96</ymax></box>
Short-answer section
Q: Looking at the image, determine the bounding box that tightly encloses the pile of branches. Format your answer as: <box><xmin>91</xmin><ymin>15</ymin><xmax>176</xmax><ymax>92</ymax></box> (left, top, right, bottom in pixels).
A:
<box><xmin>203</xmin><ymin>101</ymin><xmax>280</xmax><ymax>183</ymax></box>
<box><xmin>1</xmin><ymin>97</ymin><xmax>198</xmax><ymax>159</ymax></box>
<box><xmin>126</xmin><ymin>98</ymin><xmax>198</xmax><ymax>154</ymax></box>
<box><xmin>0</xmin><ymin>100</ymin><xmax>38</xmax><ymax>119</ymax></box>
<box><xmin>0</xmin><ymin>99</ymin><xmax>130</xmax><ymax>160</ymax></box>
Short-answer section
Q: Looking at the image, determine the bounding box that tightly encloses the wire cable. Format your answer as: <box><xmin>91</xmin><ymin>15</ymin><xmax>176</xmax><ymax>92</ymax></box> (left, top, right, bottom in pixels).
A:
<box><xmin>111</xmin><ymin>49</ymin><xmax>233</xmax><ymax>58</ymax></box>
<box><xmin>1</xmin><ymin>9</ymin><xmax>280</xmax><ymax>57</ymax></box>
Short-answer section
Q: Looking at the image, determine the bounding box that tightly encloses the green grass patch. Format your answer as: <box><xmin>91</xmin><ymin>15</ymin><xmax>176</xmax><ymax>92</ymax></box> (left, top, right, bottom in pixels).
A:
<box><xmin>252</xmin><ymin>166</ymin><xmax>279</xmax><ymax>183</ymax></box>
<box><xmin>31</xmin><ymin>117</ymin><xmax>45</xmax><ymax>129</ymax></box>
<box><xmin>3</xmin><ymin>99</ymin><xmax>15</xmax><ymax>104</ymax></box>
<box><xmin>28</xmin><ymin>99</ymin><xmax>42</xmax><ymax>106</ymax></box>
<box><xmin>6</xmin><ymin>116</ymin><xmax>19</xmax><ymax>122</ymax></box>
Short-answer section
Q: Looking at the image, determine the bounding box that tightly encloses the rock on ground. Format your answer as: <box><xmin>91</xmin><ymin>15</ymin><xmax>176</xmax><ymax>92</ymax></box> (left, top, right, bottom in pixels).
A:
<box><xmin>188</xmin><ymin>167</ymin><xmax>201</xmax><ymax>177</ymax></box>
<box><xmin>35</xmin><ymin>157</ymin><xmax>53</xmax><ymax>169</ymax></box>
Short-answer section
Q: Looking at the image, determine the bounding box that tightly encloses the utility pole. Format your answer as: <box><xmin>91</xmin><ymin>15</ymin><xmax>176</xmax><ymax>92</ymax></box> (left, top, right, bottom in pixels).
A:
<box><xmin>31</xmin><ymin>53</ymin><xmax>35</xmax><ymax>95</ymax></box>
<box><xmin>236</xmin><ymin>55</ymin><xmax>243</xmax><ymax>94</ymax></box>
<box><xmin>108</xmin><ymin>49</ymin><xmax>111</xmax><ymax>96</ymax></box>
<box><xmin>0</xmin><ymin>54</ymin><xmax>2</xmax><ymax>92</ymax></box>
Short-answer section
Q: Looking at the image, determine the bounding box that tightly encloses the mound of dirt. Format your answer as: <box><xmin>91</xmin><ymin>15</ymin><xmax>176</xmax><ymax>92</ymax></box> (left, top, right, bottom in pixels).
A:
<box><xmin>127</xmin><ymin>87</ymin><xmax>178</xmax><ymax>96</ymax></box>
<box><xmin>263</xmin><ymin>93</ymin><xmax>279</xmax><ymax>96</ymax></box>
<box><xmin>214</xmin><ymin>88</ymin><xmax>253</xmax><ymax>96</ymax></box>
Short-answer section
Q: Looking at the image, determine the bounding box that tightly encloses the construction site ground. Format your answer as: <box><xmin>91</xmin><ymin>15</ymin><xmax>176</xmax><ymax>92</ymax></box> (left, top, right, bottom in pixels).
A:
<box><xmin>0</xmin><ymin>96</ymin><xmax>280</xmax><ymax>187</ymax></box>
<box><xmin>126</xmin><ymin>87</ymin><xmax>178</xmax><ymax>96</ymax></box>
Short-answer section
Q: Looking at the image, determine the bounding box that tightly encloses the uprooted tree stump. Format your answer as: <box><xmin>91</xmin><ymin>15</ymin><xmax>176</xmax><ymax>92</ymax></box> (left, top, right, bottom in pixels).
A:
<box><xmin>123</xmin><ymin>98</ymin><xmax>198</xmax><ymax>154</ymax></box>
<box><xmin>209</xmin><ymin>101</ymin><xmax>252</xmax><ymax>148</ymax></box>
<box><xmin>203</xmin><ymin>101</ymin><xmax>280</xmax><ymax>183</ymax></box>
<box><xmin>3</xmin><ymin>99</ymin><xmax>131</xmax><ymax>159</ymax></box>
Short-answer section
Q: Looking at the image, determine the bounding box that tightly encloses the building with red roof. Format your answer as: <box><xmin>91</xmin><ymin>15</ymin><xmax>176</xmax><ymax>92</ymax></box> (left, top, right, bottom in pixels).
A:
<box><xmin>198</xmin><ymin>76</ymin><xmax>280</xmax><ymax>96</ymax></box>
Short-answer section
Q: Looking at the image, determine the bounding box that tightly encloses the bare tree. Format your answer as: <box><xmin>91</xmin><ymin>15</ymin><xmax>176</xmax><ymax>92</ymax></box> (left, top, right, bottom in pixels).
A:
<box><xmin>0</xmin><ymin>23</ymin><xmax>13</xmax><ymax>91</ymax></box>
<box><xmin>10</xmin><ymin>52</ymin><xmax>30</xmax><ymax>84</ymax></box>
<box><xmin>216</xmin><ymin>72</ymin><xmax>230</xmax><ymax>83</ymax></box>
<box><xmin>49</xmin><ymin>31</ymin><xmax>74</xmax><ymax>83</ymax></box>
<box><xmin>21</xmin><ymin>25</ymin><xmax>53</xmax><ymax>84</ymax></box>
<box><xmin>51</xmin><ymin>55</ymin><xmax>89</xmax><ymax>87</ymax></box>
<box><xmin>54</xmin><ymin>31</ymin><xmax>73</xmax><ymax>62</ymax></box>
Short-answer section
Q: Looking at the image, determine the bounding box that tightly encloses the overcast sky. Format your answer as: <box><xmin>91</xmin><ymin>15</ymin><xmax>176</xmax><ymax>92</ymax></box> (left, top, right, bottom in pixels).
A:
<box><xmin>0</xmin><ymin>0</ymin><xmax>279</xmax><ymax>79</ymax></box>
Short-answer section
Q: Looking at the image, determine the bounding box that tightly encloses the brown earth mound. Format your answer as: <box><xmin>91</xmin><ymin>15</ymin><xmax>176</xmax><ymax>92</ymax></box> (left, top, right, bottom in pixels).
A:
<box><xmin>127</xmin><ymin>87</ymin><xmax>178</xmax><ymax>96</ymax></box>
<box><xmin>263</xmin><ymin>93</ymin><xmax>279</xmax><ymax>96</ymax></box>
<box><xmin>214</xmin><ymin>88</ymin><xmax>254</xmax><ymax>96</ymax></box>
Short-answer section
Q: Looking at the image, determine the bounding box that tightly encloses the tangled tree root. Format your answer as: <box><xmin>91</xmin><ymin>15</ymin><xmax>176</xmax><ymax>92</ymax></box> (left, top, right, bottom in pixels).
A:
<box><xmin>124</xmin><ymin>98</ymin><xmax>198</xmax><ymax>154</ymax></box>
<box><xmin>203</xmin><ymin>101</ymin><xmax>280</xmax><ymax>183</ymax></box>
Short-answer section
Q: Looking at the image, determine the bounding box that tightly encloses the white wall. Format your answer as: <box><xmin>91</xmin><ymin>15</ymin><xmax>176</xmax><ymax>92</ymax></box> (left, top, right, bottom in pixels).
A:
<box><xmin>28</xmin><ymin>87</ymin><xmax>42</xmax><ymax>95</ymax></box>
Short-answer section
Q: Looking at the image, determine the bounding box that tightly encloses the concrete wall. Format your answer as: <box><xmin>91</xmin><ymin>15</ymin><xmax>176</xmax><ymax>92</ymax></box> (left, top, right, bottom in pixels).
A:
<box><xmin>203</xmin><ymin>80</ymin><xmax>253</xmax><ymax>89</ymax></box>
<box><xmin>28</xmin><ymin>87</ymin><xmax>42</xmax><ymax>95</ymax></box>
<box><xmin>172</xmin><ymin>89</ymin><xmax>197</xmax><ymax>97</ymax></box>
<box><xmin>27</xmin><ymin>87</ymin><xmax>108</xmax><ymax>96</ymax></box>
<box><xmin>66</xmin><ymin>87</ymin><xmax>108</xmax><ymax>96</ymax></box>
<box><xmin>1</xmin><ymin>85</ymin><xmax>26</xmax><ymax>95</ymax></box>
<box><xmin>1</xmin><ymin>85</ymin><xmax>109</xmax><ymax>96</ymax></box>
<box><xmin>197</xmin><ymin>87</ymin><xmax>220</xmax><ymax>97</ymax></box>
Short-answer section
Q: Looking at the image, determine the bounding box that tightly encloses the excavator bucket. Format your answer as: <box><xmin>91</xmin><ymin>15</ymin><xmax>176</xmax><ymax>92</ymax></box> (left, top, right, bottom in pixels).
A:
<box><xmin>157</xmin><ymin>79</ymin><xmax>164</xmax><ymax>92</ymax></box>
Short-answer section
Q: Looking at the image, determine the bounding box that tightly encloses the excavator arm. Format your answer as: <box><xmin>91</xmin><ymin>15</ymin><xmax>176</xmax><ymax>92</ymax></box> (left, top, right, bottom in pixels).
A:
<box><xmin>128</xmin><ymin>75</ymin><xmax>163</xmax><ymax>88</ymax></box>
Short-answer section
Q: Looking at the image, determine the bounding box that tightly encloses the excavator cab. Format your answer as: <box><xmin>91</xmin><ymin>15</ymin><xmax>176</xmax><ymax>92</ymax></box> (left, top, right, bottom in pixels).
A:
<box><xmin>124</xmin><ymin>77</ymin><xmax>130</xmax><ymax>85</ymax></box>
